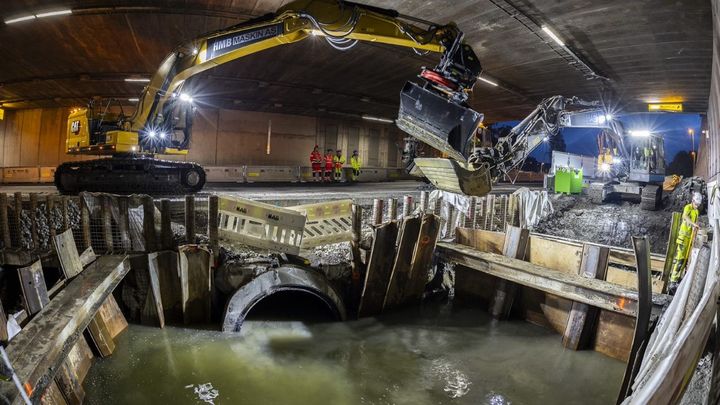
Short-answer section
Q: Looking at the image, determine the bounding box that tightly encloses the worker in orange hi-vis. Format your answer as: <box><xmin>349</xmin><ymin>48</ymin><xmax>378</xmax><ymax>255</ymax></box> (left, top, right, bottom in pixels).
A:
<box><xmin>309</xmin><ymin>145</ymin><xmax>322</xmax><ymax>182</ymax></box>
<box><xmin>324</xmin><ymin>149</ymin><xmax>335</xmax><ymax>182</ymax></box>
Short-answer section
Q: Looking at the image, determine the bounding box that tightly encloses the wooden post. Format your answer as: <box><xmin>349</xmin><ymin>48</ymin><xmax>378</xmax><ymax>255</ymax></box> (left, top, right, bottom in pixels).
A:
<box><xmin>383</xmin><ymin>215</ymin><xmax>422</xmax><ymax>310</ymax></box>
<box><xmin>208</xmin><ymin>195</ymin><xmax>219</xmax><ymax>261</ymax></box>
<box><xmin>0</xmin><ymin>193</ymin><xmax>10</xmax><ymax>248</ymax></box>
<box><xmin>29</xmin><ymin>193</ymin><xmax>39</xmax><ymax>250</ymax></box>
<box><xmin>0</xmin><ymin>298</ymin><xmax>7</xmax><ymax>343</ymax></box>
<box><xmin>80</xmin><ymin>192</ymin><xmax>92</xmax><ymax>251</ymax></box>
<box><xmin>117</xmin><ymin>197</ymin><xmax>131</xmax><ymax>251</ymax></box>
<box><xmin>489</xmin><ymin>225</ymin><xmax>529</xmax><ymax>319</ymax></box>
<box><xmin>47</xmin><ymin>194</ymin><xmax>57</xmax><ymax>241</ymax></box>
<box><xmin>488</xmin><ymin>194</ymin><xmax>496</xmax><ymax>231</ymax></box>
<box><xmin>101</xmin><ymin>195</ymin><xmax>113</xmax><ymax>252</ymax></box>
<box><xmin>358</xmin><ymin>221</ymin><xmax>399</xmax><ymax>317</ymax></box>
<box><xmin>86</xmin><ymin>313</ymin><xmax>116</xmax><ymax>357</ymax></box>
<box><xmin>185</xmin><ymin>195</ymin><xmax>195</xmax><ymax>244</ymax></box>
<box><xmin>402</xmin><ymin>195</ymin><xmax>413</xmax><ymax>217</ymax></box>
<box><xmin>350</xmin><ymin>204</ymin><xmax>365</xmax><ymax>311</ymax></box>
<box><xmin>443</xmin><ymin>201</ymin><xmax>455</xmax><ymax>238</ymax></box>
<box><xmin>372</xmin><ymin>198</ymin><xmax>383</xmax><ymax>225</ymax></box>
<box><xmin>419</xmin><ymin>191</ymin><xmax>429</xmax><ymax>213</ymax></box>
<box><xmin>13</xmin><ymin>192</ymin><xmax>22</xmax><ymax>248</ymax></box>
<box><xmin>661</xmin><ymin>212</ymin><xmax>682</xmax><ymax>293</ymax></box>
<box><xmin>54</xmin><ymin>359</ymin><xmax>85</xmax><ymax>405</ymax></box>
<box><xmin>468</xmin><ymin>197</ymin><xmax>477</xmax><ymax>228</ymax></box>
<box><xmin>562</xmin><ymin>244</ymin><xmax>610</xmax><ymax>350</ymax></box>
<box><xmin>160</xmin><ymin>199</ymin><xmax>173</xmax><ymax>250</ymax></box>
<box><xmin>19</xmin><ymin>260</ymin><xmax>50</xmax><ymax>316</ymax></box>
<box><xmin>405</xmin><ymin>214</ymin><xmax>441</xmax><ymax>303</ymax></box>
<box><xmin>387</xmin><ymin>198</ymin><xmax>397</xmax><ymax>222</ymax></box>
<box><xmin>142</xmin><ymin>196</ymin><xmax>157</xmax><ymax>252</ymax></box>
<box><xmin>61</xmin><ymin>196</ymin><xmax>69</xmax><ymax>231</ymax></box>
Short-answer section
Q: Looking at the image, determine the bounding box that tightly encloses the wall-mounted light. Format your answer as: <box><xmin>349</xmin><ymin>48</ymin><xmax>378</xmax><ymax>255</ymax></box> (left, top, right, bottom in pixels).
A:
<box><xmin>541</xmin><ymin>26</ymin><xmax>564</xmax><ymax>46</ymax></box>
<box><xmin>5</xmin><ymin>9</ymin><xmax>72</xmax><ymax>24</ymax></box>
<box><xmin>125</xmin><ymin>77</ymin><xmax>150</xmax><ymax>83</ymax></box>
<box><xmin>128</xmin><ymin>98</ymin><xmax>139</xmax><ymax>102</ymax></box>
<box><xmin>36</xmin><ymin>9</ymin><xmax>72</xmax><ymax>18</ymax></box>
<box><xmin>478</xmin><ymin>76</ymin><xmax>498</xmax><ymax>87</ymax></box>
<box><xmin>362</xmin><ymin>115</ymin><xmax>394</xmax><ymax>124</ymax></box>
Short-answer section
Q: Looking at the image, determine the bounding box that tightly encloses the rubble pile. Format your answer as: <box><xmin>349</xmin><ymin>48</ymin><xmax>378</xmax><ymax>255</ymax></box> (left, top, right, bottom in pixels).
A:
<box><xmin>664</xmin><ymin>177</ymin><xmax>707</xmax><ymax>212</ymax></box>
<box><xmin>534</xmin><ymin>194</ymin><xmax>674</xmax><ymax>254</ymax></box>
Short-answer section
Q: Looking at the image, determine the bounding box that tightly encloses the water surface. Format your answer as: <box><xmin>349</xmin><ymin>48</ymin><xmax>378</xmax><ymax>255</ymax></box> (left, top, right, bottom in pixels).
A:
<box><xmin>84</xmin><ymin>305</ymin><xmax>624</xmax><ymax>404</ymax></box>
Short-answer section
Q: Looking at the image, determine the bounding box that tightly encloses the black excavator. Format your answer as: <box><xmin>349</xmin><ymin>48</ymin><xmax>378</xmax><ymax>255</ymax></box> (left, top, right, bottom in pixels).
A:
<box><xmin>55</xmin><ymin>0</ymin><xmax>487</xmax><ymax>195</ymax></box>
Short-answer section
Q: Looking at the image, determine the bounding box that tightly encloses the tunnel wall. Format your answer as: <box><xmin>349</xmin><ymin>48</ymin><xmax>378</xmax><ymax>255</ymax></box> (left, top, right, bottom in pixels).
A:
<box><xmin>707</xmin><ymin>0</ymin><xmax>720</xmax><ymax>183</ymax></box>
<box><xmin>0</xmin><ymin>106</ymin><xmax>403</xmax><ymax>170</ymax></box>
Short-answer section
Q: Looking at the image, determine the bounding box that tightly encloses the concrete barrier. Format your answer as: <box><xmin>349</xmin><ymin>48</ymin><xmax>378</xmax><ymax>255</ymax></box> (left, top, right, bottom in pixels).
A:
<box><xmin>3</xmin><ymin>167</ymin><xmax>39</xmax><ymax>183</ymax></box>
<box><xmin>244</xmin><ymin>166</ymin><xmax>299</xmax><ymax>182</ymax></box>
<box><xmin>204</xmin><ymin>166</ymin><xmax>243</xmax><ymax>183</ymax></box>
<box><xmin>40</xmin><ymin>167</ymin><xmax>56</xmax><ymax>183</ymax></box>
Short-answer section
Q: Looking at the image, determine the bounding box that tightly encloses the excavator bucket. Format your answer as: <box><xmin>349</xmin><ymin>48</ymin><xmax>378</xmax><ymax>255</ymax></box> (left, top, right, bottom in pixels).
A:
<box><xmin>413</xmin><ymin>158</ymin><xmax>492</xmax><ymax>197</ymax></box>
<box><xmin>397</xmin><ymin>81</ymin><xmax>491</xmax><ymax>196</ymax></box>
<box><xmin>396</xmin><ymin>81</ymin><xmax>483</xmax><ymax>163</ymax></box>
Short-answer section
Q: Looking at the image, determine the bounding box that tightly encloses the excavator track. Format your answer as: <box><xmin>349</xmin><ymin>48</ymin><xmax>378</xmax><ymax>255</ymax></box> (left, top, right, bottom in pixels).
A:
<box><xmin>54</xmin><ymin>157</ymin><xmax>206</xmax><ymax>195</ymax></box>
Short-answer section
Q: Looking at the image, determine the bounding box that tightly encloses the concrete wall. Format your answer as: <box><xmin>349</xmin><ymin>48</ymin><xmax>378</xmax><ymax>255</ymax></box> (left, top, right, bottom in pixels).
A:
<box><xmin>0</xmin><ymin>107</ymin><xmax>403</xmax><ymax>169</ymax></box>
<box><xmin>706</xmin><ymin>0</ymin><xmax>720</xmax><ymax>182</ymax></box>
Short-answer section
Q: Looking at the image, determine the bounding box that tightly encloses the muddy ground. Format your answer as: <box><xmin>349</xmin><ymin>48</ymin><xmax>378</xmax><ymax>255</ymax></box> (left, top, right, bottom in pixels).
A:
<box><xmin>534</xmin><ymin>194</ymin><xmax>674</xmax><ymax>254</ymax></box>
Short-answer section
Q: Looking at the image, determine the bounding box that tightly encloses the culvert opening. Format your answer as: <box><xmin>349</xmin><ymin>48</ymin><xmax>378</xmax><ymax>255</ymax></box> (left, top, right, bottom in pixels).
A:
<box><xmin>244</xmin><ymin>289</ymin><xmax>340</xmax><ymax>323</ymax></box>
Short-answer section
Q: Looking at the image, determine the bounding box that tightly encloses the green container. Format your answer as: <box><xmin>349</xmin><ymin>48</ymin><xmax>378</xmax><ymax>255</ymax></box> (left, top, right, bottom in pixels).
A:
<box><xmin>554</xmin><ymin>167</ymin><xmax>583</xmax><ymax>194</ymax></box>
<box><xmin>570</xmin><ymin>168</ymin><xmax>583</xmax><ymax>194</ymax></box>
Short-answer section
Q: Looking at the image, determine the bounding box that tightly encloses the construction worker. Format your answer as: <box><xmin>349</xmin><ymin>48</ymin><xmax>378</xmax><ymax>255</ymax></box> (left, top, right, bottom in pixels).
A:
<box><xmin>324</xmin><ymin>149</ymin><xmax>334</xmax><ymax>182</ymax></box>
<box><xmin>333</xmin><ymin>149</ymin><xmax>346</xmax><ymax>182</ymax></box>
<box><xmin>350</xmin><ymin>150</ymin><xmax>361</xmax><ymax>182</ymax></box>
<box><xmin>309</xmin><ymin>145</ymin><xmax>322</xmax><ymax>182</ymax></box>
<box><xmin>667</xmin><ymin>192</ymin><xmax>703</xmax><ymax>295</ymax></box>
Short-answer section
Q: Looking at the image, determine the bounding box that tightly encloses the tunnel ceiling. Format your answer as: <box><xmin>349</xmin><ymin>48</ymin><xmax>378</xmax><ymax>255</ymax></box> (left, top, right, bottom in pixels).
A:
<box><xmin>0</xmin><ymin>0</ymin><xmax>712</xmax><ymax>122</ymax></box>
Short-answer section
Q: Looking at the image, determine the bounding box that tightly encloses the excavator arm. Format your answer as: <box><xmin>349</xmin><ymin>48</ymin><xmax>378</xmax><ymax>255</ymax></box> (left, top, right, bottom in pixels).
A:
<box><xmin>127</xmin><ymin>0</ymin><xmax>481</xmax><ymax>150</ymax></box>
<box><xmin>58</xmin><ymin>0</ymin><xmax>484</xmax><ymax>195</ymax></box>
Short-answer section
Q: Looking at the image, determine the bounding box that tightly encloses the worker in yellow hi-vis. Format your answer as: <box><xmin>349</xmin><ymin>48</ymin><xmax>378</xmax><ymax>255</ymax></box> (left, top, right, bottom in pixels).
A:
<box><xmin>333</xmin><ymin>149</ymin><xmax>346</xmax><ymax>182</ymax></box>
<box><xmin>350</xmin><ymin>150</ymin><xmax>361</xmax><ymax>182</ymax></box>
<box><xmin>667</xmin><ymin>192</ymin><xmax>702</xmax><ymax>295</ymax></box>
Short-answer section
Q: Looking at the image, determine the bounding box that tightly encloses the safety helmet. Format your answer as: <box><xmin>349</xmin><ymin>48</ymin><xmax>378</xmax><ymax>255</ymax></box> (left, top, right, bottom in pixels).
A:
<box><xmin>353</xmin><ymin>150</ymin><xmax>358</xmax><ymax>155</ymax></box>
<box><xmin>692</xmin><ymin>192</ymin><xmax>703</xmax><ymax>205</ymax></box>
<box><xmin>336</xmin><ymin>149</ymin><xmax>342</xmax><ymax>153</ymax></box>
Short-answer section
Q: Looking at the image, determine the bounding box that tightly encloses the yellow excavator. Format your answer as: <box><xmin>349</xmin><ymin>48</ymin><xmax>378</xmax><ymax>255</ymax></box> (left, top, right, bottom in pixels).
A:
<box><xmin>56</xmin><ymin>0</ymin><xmax>489</xmax><ymax>194</ymax></box>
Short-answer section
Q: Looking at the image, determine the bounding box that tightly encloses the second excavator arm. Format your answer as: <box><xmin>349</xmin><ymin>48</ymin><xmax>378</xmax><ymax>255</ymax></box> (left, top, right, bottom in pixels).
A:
<box><xmin>469</xmin><ymin>96</ymin><xmax>626</xmax><ymax>182</ymax></box>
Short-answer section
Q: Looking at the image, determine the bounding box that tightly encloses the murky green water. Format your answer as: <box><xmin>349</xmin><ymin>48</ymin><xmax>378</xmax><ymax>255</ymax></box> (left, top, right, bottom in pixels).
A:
<box><xmin>84</xmin><ymin>305</ymin><xmax>624</xmax><ymax>405</ymax></box>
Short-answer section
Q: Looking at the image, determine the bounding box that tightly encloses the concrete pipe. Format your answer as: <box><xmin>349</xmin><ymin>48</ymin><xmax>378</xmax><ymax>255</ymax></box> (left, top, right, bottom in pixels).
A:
<box><xmin>222</xmin><ymin>265</ymin><xmax>347</xmax><ymax>332</ymax></box>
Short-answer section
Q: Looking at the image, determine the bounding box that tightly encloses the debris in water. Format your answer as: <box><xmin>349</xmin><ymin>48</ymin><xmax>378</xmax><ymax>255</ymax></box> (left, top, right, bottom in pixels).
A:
<box><xmin>431</xmin><ymin>358</ymin><xmax>471</xmax><ymax>398</ymax></box>
<box><xmin>186</xmin><ymin>382</ymin><xmax>220</xmax><ymax>404</ymax></box>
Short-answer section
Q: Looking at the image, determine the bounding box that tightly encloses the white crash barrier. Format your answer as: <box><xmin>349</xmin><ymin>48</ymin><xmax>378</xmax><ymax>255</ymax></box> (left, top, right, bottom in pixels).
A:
<box><xmin>217</xmin><ymin>195</ymin><xmax>306</xmax><ymax>254</ymax></box>
<box><xmin>288</xmin><ymin>199</ymin><xmax>353</xmax><ymax>248</ymax></box>
<box><xmin>244</xmin><ymin>166</ymin><xmax>299</xmax><ymax>182</ymax></box>
<box><xmin>204</xmin><ymin>166</ymin><xmax>243</xmax><ymax>183</ymax></box>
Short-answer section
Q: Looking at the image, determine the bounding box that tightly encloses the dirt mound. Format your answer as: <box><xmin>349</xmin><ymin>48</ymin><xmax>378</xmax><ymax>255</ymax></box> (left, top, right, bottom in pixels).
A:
<box><xmin>534</xmin><ymin>194</ymin><xmax>673</xmax><ymax>254</ymax></box>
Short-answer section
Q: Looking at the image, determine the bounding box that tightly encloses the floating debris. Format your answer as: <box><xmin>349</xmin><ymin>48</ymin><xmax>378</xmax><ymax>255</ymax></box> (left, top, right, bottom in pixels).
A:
<box><xmin>186</xmin><ymin>382</ymin><xmax>220</xmax><ymax>404</ymax></box>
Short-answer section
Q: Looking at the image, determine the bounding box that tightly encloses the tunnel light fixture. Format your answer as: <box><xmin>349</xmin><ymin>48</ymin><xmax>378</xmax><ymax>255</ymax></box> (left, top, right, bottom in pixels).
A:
<box><xmin>125</xmin><ymin>77</ymin><xmax>150</xmax><ymax>83</ymax></box>
<box><xmin>541</xmin><ymin>26</ymin><xmax>564</xmax><ymax>47</ymax></box>
<box><xmin>36</xmin><ymin>9</ymin><xmax>72</xmax><ymax>18</ymax></box>
<box><xmin>5</xmin><ymin>15</ymin><xmax>36</xmax><ymax>24</ymax></box>
<box><xmin>629</xmin><ymin>130</ymin><xmax>651</xmax><ymax>137</ymax></box>
<box><xmin>478</xmin><ymin>76</ymin><xmax>498</xmax><ymax>87</ymax></box>
<box><xmin>362</xmin><ymin>115</ymin><xmax>394</xmax><ymax>124</ymax></box>
<box><xmin>128</xmin><ymin>98</ymin><xmax>139</xmax><ymax>102</ymax></box>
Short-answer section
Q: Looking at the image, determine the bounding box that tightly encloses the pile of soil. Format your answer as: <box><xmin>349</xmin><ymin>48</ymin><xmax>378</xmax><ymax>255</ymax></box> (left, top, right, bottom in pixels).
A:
<box><xmin>534</xmin><ymin>194</ymin><xmax>674</xmax><ymax>254</ymax></box>
<box><xmin>664</xmin><ymin>177</ymin><xmax>707</xmax><ymax>213</ymax></box>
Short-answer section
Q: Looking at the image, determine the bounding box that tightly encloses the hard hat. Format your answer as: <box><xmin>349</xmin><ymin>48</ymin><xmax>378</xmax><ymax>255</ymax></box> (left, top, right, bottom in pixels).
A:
<box><xmin>692</xmin><ymin>192</ymin><xmax>703</xmax><ymax>205</ymax></box>
<box><xmin>336</xmin><ymin>149</ymin><xmax>342</xmax><ymax>153</ymax></box>
<box><xmin>353</xmin><ymin>150</ymin><xmax>358</xmax><ymax>154</ymax></box>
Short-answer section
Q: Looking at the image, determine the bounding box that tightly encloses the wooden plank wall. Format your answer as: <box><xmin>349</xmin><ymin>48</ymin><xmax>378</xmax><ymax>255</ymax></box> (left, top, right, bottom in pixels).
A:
<box><xmin>0</xmin><ymin>107</ymin><xmax>404</xmax><ymax>169</ymax></box>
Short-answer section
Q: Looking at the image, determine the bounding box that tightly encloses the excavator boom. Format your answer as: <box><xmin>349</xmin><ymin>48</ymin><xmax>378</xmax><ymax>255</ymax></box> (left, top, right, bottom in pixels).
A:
<box><xmin>56</xmin><ymin>0</ymin><xmax>486</xmax><ymax>195</ymax></box>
